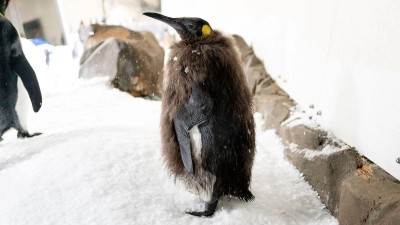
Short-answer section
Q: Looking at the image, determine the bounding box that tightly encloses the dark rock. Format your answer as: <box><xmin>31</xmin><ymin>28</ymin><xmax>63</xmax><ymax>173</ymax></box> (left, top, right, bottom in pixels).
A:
<box><xmin>79</xmin><ymin>24</ymin><xmax>164</xmax><ymax>99</ymax></box>
<box><xmin>338</xmin><ymin>171</ymin><xmax>400</xmax><ymax>225</ymax></box>
<box><xmin>254</xmin><ymin>95</ymin><xmax>294</xmax><ymax>132</ymax></box>
<box><xmin>284</xmin><ymin>147</ymin><xmax>361</xmax><ymax>217</ymax></box>
<box><xmin>280</xmin><ymin>124</ymin><xmax>327</xmax><ymax>150</ymax></box>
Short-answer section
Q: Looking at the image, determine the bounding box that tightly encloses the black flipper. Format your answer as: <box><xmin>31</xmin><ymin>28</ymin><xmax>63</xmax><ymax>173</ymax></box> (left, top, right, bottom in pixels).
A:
<box><xmin>173</xmin><ymin>85</ymin><xmax>212</xmax><ymax>174</ymax></box>
<box><xmin>10</xmin><ymin>39</ymin><xmax>42</xmax><ymax>112</ymax></box>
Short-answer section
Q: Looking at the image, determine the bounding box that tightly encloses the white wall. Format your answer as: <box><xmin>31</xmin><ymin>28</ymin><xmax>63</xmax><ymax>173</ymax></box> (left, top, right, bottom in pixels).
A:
<box><xmin>16</xmin><ymin>0</ymin><xmax>64</xmax><ymax>45</ymax></box>
<box><xmin>162</xmin><ymin>0</ymin><xmax>400</xmax><ymax>180</ymax></box>
<box><xmin>58</xmin><ymin>0</ymin><xmax>104</xmax><ymax>33</ymax></box>
<box><xmin>57</xmin><ymin>0</ymin><xmax>161</xmax><ymax>44</ymax></box>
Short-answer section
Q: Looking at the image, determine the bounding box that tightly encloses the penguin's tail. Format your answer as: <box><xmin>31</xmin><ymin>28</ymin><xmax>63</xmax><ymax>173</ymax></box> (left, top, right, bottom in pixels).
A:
<box><xmin>237</xmin><ymin>190</ymin><xmax>255</xmax><ymax>202</ymax></box>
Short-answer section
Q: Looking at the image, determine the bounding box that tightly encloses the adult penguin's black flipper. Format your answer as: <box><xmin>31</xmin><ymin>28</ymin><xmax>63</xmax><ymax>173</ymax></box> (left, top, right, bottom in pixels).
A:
<box><xmin>11</xmin><ymin>48</ymin><xmax>42</xmax><ymax>112</ymax></box>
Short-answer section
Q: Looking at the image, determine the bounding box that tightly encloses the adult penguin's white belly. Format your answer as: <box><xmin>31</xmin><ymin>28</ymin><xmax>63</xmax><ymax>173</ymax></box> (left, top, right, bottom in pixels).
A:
<box><xmin>15</xmin><ymin>77</ymin><xmax>30</xmax><ymax>131</ymax></box>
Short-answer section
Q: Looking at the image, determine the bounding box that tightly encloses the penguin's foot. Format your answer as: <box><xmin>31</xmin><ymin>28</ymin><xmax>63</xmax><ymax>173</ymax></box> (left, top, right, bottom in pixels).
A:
<box><xmin>17</xmin><ymin>132</ymin><xmax>42</xmax><ymax>139</ymax></box>
<box><xmin>186</xmin><ymin>200</ymin><xmax>218</xmax><ymax>217</ymax></box>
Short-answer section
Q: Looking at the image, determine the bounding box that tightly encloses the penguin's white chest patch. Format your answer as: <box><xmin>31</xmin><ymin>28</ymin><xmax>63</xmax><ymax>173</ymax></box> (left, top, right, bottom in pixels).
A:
<box><xmin>189</xmin><ymin>125</ymin><xmax>202</xmax><ymax>161</ymax></box>
<box><xmin>16</xmin><ymin>77</ymin><xmax>30</xmax><ymax>130</ymax></box>
<box><xmin>187</xmin><ymin>124</ymin><xmax>216</xmax><ymax>202</ymax></box>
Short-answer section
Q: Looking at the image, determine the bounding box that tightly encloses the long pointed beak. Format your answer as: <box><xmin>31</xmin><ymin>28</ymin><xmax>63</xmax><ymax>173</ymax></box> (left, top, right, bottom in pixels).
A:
<box><xmin>143</xmin><ymin>12</ymin><xmax>182</xmax><ymax>31</ymax></box>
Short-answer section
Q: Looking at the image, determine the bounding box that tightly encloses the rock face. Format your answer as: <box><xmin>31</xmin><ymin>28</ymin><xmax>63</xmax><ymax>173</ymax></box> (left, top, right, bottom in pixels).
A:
<box><xmin>285</xmin><ymin>147</ymin><xmax>362</xmax><ymax>216</ymax></box>
<box><xmin>79</xmin><ymin>38</ymin><xmax>120</xmax><ymax>80</ymax></box>
<box><xmin>280</xmin><ymin>123</ymin><xmax>327</xmax><ymax>150</ymax></box>
<box><xmin>79</xmin><ymin>24</ymin><xmax>164</xmax><ymax>99</ymax></box>
<box><xmin>233</xmin><ymin>34</ymin><xmax>287</xmax><ymax>97</ymax></box>
<box><xmin>233</xmin><ymin>34</ymin><xmax>291</xmax><ymax>133</ymax></box>
<box><xmin>254</xmin><ymin>95</ymin><xmax>294</xmax><ymax>132</ymax></box>
<box><xmin>338</xmin><ymin>173</ymin><xmax>400</xmax><ymax>225</ymax></box>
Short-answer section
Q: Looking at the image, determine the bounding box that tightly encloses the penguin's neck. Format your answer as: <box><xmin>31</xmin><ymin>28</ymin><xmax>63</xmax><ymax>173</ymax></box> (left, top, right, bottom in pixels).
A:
<box><xmin>0</xmin><ymin>4</ymin><xmax>7</xmax><ymax>16</ymax></box>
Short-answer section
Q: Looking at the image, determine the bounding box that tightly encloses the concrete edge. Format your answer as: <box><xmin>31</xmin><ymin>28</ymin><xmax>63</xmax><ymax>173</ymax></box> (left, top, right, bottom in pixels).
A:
<box><xmin>254</xmin><ymin>92</ymin><xmax>400</xmax><ymax>224</ymax></box>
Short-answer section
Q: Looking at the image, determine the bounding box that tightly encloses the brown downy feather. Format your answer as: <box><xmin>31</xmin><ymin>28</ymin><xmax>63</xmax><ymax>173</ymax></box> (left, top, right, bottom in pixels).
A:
<box><xmin>160</xmin><ymin>30</ymin><xmax>255</xmax><ymax>201</ymax></box>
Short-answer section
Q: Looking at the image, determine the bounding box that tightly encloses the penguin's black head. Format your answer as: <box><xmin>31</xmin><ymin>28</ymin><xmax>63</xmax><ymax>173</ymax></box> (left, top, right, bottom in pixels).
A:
<box><xmin>1</xmin><ymin>0</ymin><xmax>12</xmax><ymax>14</ymax></box>
<box><xmin>143</xmin><ymin>12</ymin><xmax>212</xmax><ymax>39</ymax></box>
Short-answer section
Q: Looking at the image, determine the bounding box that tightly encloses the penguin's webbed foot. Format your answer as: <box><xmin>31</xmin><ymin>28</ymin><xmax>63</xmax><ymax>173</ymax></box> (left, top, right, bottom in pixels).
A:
<box><xmin>186</xmin><ymin>200</ymin><xmax>218</xmax><ymax>217</ymax></box>
<box><xmin>17</xmin><ymin>132</ymin><xmax>42</xmax><ymax>139</ymax></box>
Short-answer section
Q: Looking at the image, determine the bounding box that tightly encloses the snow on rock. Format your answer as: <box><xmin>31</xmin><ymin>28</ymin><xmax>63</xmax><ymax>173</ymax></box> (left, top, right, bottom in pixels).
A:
<box><xmin>288</xmin><ymin>142</ymin><xmax>350</xmax><ymax>161</ymax></box>
<box><xmin>283</xmin><ymin>106</ymin><xmax>351</xmax><ymax>160</ymax></box>
<box><xmin>0</xmin><ymin>45</ymin><xmax>338</xmax><ymax>225</ymax></box>
<box><xmin>281</xmin><ymin>105</ymin><xmax>321</xmax><ymax>129</ymax></box>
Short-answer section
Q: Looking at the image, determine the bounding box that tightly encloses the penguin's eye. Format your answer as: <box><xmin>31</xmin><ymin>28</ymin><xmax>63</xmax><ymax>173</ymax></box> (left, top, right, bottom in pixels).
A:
<box><xmin>188</xmin><ymin>24</ymin><xmax>194</xmax><ymax>29</ymax></box>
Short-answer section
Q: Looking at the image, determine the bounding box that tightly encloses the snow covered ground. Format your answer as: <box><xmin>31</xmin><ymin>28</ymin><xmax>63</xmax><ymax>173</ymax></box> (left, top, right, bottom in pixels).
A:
<box><xmin>0</xmin><ymin>42</ymin><xmax>338</xmax><ymax>225</ymax></box>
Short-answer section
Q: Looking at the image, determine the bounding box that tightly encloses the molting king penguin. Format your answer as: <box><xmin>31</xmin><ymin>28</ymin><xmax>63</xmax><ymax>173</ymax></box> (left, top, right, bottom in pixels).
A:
<box><xmin>144</xmin><ymin>12</ymin><xmax>256</xmax><ymax>217</ymax></box>
<box><xmin>0</xmin><ymin>0</ymin><xmax>42</xmax><ymax>141</ymax></box>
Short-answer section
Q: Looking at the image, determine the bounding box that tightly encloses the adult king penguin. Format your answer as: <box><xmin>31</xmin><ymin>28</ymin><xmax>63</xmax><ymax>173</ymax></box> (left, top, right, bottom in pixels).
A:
<box><xmin>0</xmin><ymin>0</ymin><xmax>42</xmax><ymax>141</ymax></box>
<box><xmin>144</xmin><ymin>13</ymin><xmax>255</xmax><ymax>217</ymax></box>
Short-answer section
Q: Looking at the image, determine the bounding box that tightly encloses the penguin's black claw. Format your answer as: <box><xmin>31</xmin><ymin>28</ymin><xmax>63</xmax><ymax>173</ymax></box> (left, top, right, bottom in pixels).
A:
<box><xmin>186</xmin><ymin>210</ymin><xmax>215</xmax><ymax>217</ymax></box>
<box><xmin>186</xmin><ymin>200</ymin><xmax>218</xmax><ymax>217</ymax></box>
<box><xmin>17</xmin><ymin>132</ymin><xmax>42</xmax><ymax>139</ymax></box>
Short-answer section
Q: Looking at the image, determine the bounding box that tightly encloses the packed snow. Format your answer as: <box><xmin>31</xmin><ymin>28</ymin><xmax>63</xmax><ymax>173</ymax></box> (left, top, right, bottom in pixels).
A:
<box><xmin>0</xmin><ymin>40</ymin><xmax>338</xmax><ymax>225</ymax></box>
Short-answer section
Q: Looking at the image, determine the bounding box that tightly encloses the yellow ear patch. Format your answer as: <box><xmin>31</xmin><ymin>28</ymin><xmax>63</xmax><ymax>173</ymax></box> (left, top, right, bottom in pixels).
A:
<box><xmin>202</xmin><ymin>25</ymin><xmax>211</xmax><ymax>36</ymax></box>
